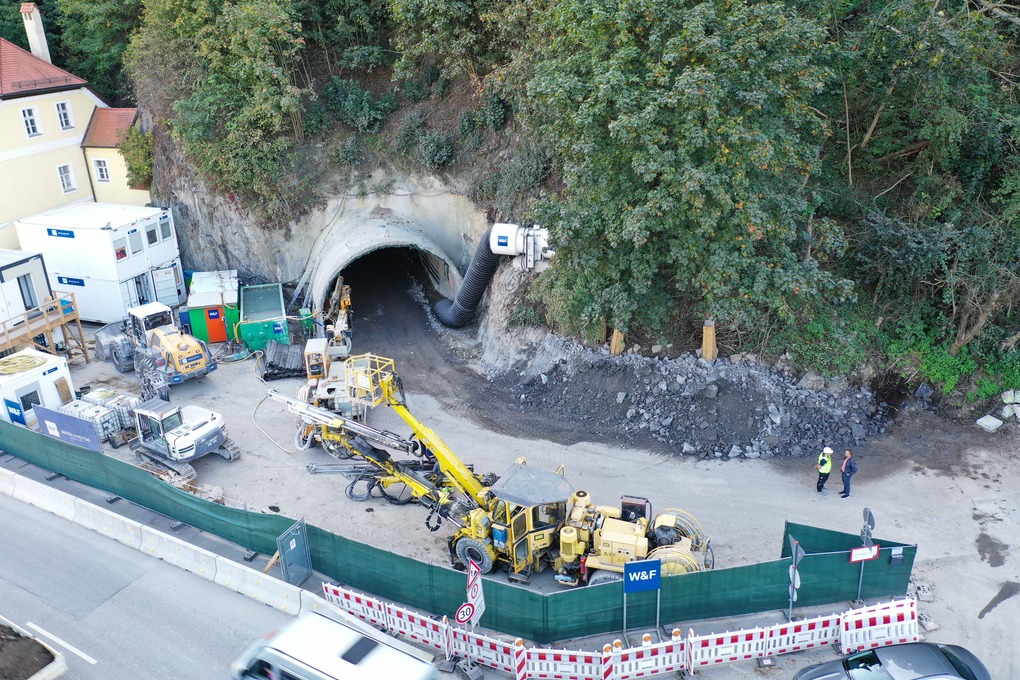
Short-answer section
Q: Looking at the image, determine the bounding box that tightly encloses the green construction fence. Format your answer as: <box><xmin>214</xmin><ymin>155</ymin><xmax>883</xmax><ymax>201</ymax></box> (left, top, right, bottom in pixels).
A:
<box><xmin>0</xmin><ymin>420</ymin><xmax>916</xmax><ymax>642</ymax></box>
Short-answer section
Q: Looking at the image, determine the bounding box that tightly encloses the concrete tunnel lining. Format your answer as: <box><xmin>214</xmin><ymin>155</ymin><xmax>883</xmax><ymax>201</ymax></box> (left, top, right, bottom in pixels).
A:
<box><xmin>303</xmin><ymin>215</ymin><xmax>466</xmax><ymax>315</ymax></box>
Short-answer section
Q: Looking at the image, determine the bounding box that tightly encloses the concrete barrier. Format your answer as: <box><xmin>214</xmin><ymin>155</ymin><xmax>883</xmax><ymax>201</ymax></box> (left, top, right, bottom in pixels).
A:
<box><xmin>12</xmin><ymin>476</ymin><xmax>76</xmax><ymax>520</ymax></box>
<box><xmin>0</xmin><ymin>467</ymin><xmax>15</xmax><ymax>496</ymax></box>
<box><xmin>71</xmin><ymin>498</ymin><xmax>142</xmax><ymax>549</ymax></box>
<box><xmin>214</xmin><ymin>556</ymin><xmax>301</xmax><ymax>613</ymax></box>
<box><xmin>139</xmin><ymin>525</ymin><xmax>217</xmax><ymax>581</ymax></box>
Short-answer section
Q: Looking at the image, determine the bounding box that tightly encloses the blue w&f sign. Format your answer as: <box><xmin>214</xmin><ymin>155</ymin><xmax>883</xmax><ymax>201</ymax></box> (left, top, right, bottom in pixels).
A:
<box><xmin>623</xmin><ymin>558</ymin><xmax>661</xmax><ymax>593</ymax></box>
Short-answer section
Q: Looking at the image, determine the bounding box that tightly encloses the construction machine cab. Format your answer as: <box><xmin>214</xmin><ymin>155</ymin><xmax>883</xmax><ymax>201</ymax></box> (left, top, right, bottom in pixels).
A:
<box><xmin>128</xmin><ymin>302</ymin><xmax>176</xmax><ymax>348</ymax></box>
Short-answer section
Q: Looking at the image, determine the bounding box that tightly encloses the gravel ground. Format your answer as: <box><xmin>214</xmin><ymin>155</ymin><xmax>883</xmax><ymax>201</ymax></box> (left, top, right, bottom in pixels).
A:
<box><xmin>62</xmin><ymin>252</ymin><xmax>1018</xmax><ymax>678</ymax></box>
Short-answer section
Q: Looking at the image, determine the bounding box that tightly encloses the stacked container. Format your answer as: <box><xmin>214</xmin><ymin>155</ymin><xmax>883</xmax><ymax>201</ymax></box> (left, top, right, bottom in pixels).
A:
<box><xmin>82</xmin><ymin>387</ymin><xmax>139</xmax><ymax>430</ymax></box>
<box><xmin>57</xmin><ymin>399</ymin><xmax>119</xmax><ymax>444</ymax></box>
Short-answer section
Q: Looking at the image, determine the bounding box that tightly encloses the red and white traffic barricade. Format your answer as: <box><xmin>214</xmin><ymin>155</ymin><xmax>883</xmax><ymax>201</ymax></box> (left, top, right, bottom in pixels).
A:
<box><xmin>449</xmin><ymin>625</ymin><xmax>516</xmax><ymax>674</ymax></box>
<box><xmin>613</xmin><ymin>629</ymin><xmax>687</xmax><ymax>679</ymax></box>
<box><xmin>766</xmin><ymin>613</ymin><xmax>841</xmax><ymax>655</ymax></box>
<box><xmin>686</xmin><ymin>628</ymin><xmax>768</xmax><ymax>671</ymax></box>
<box><xmin>384</xmin><ymin>602</ymin><xmax>447</xmax><ymax>651</ymax></box>
<box><xmin>321</xmin><ymin>583</ymin><xmax>388</xmax><ymax>628</ymax></box>
<box><xmin>840</xmin><ymin>598</ymin><xmax>918</xmax><ymax>653</ymax></box>
<box><xmin>525</xmin><ymin>645</ymin><xmax>602</xmax><ymax>679</ymax></box>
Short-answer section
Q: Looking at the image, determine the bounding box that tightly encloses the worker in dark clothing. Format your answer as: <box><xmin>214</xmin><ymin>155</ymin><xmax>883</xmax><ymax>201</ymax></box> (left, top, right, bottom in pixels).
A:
<box><xmin>816</xmin><ymin>447</ymin><xmax>833</xmax><ymax>494</ymax></box>
<box><xmin>840</xmin><ymin>449</ymin><xmax>858</xmax><ymax>498</ymax></box>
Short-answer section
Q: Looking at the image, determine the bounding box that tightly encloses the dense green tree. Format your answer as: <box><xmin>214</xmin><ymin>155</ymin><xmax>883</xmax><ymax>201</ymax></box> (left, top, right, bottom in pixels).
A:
<box><xmin>524</xmin><ymin>0</ymin><xmax>850</xmax><ymax>337</ymax></box>
<box><xmin>56</xmin><ymin>0</ymin><xmax>142</xmax><ymax>102</ymax></box>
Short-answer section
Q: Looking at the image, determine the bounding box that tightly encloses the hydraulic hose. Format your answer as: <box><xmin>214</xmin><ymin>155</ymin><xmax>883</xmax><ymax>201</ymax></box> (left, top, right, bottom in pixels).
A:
<box><xmin>434</xmin><ymin>227</ymin><xmax>500</xmax><ymax>328</ymax></box>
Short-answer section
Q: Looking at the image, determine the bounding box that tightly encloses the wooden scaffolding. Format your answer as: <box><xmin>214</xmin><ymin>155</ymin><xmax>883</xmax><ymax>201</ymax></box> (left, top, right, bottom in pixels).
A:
<box><xmin>0</xmin><ymin>291</ymin><xmax>90</xmax><ymax>362</ymax></box>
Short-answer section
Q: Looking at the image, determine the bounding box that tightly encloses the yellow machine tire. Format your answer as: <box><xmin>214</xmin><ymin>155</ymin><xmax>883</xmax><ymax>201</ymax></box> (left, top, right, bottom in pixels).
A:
<box><xmin>455</xmin><ymin>537</ymin><xmax>493</xmax><ymax>574</ymax></box>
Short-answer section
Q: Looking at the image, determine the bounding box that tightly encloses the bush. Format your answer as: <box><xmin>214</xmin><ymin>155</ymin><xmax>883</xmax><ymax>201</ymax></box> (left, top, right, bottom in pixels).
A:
<box><xmin>478</xmin><ymin>91</ymin><xmax>508</xmax><ymax>131</ymax></box>
<box><xmin>332</xmin><ymin>136</ymin><xmax>361</xmax><ymax>166</ymax></box>
<box><xmin>395</xmin><ymin>110</ymin><xmax>427</xmax><ymax>155</ymax></box>
<box><xmin>302</xmin><ymin>101</ymin><xmax>330</xmax><ymax>137</ymax></box>
<box><xmin>118</xmin><ymin>127</ymin><xmax>153</xmax><ymax>189</ymax></box>
<box><xmin>458</xmin><ymin>111</ymin><xmax>482</xmax><ymax>151</ymax></box>
<box><xmin>322</xmin><ymin>77</ymin><xmax>396</xmax><ymax>133</ymax></box>
<box><xmin>339</xmin><ymin>46</ymin><xmax>387</xmax><ymax>72</ymax></box>
<box><xmin>416</xmin><ymin>131</ymin><xmax>454</xmax><ymax>171</ymax></box>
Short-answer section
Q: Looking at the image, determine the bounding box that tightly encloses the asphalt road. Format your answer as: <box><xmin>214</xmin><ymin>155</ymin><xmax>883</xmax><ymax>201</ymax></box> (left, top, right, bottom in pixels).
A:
<box><xmin>0</xmin><ymin>492</ymin><xmax>290</xmax><ymax>680</ymax></box>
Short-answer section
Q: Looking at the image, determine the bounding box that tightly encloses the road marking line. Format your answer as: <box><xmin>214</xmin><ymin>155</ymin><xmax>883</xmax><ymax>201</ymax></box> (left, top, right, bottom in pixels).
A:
<box><xmin>26</xmin><ymin>623</ymin><xmax>97</xmax><ymax>664</ymax></box>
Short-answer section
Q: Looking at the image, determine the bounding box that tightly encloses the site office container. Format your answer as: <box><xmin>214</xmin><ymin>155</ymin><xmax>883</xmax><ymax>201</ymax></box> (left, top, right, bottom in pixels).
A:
<box><xmin>0</xmin><ymin>348</ymin><xmax>74</xmax><ymax>429</ymax></box>
<box><xmin>0</xmin><ymin>249</ymin><xmax>52</xmax><ymax>321</ymax></box>
<box><xmin>187</xmin><ymin>270</ymin><xmax>239</xmax><ymax>343</ymax></box>
<box><xmin>14</xmin><ymin>202</ymin><xmax>187</xmax><ymax>323</ymax></box>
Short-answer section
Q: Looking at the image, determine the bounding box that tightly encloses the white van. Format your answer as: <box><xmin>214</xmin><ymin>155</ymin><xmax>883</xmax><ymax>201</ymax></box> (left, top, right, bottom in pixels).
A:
<box><xmin>230</xmin><ymin>611</ymin><xmax>441</xmax><ymax>680</ymax></box>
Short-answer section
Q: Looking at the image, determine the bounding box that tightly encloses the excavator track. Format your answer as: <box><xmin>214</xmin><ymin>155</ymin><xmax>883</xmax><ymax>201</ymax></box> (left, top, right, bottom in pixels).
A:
<box><xmin>220</xmin><ymin>437</ymin><xmax>242</xmax><ymax>461</ymax></box>
<box><xmin>129</xmin><ymin>438</ymin><xmax>198</xmax><ymax>487</ymax></box>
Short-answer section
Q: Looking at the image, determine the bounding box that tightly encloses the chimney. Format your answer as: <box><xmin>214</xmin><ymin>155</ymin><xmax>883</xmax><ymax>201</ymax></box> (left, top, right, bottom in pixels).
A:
<box><xmin>20</xmin><ymin>3</ymin><xmax>52</xmax><ymax>64</ymax></box>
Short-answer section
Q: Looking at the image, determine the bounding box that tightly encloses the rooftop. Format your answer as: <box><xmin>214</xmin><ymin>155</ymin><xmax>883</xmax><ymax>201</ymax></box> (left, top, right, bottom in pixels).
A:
<box><xmin>82</xmin><ymin>108</ymin><xmax>138</xmax><ymax>148</ymax></box>
<box><xmin>0</xmin><ymin>38</ymin><xmax>86</xmax><ymax>99</ymax></box>
<box><xmin>15</xmin><ymin>201</ymin><xmax>169</xmax><ymax>231</ymax></box>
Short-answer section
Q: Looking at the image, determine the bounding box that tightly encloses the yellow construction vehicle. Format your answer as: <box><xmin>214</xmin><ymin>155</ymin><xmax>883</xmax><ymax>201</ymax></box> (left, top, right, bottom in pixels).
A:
<box><xmin>267</xmin><ymin>353</ymin><xmax>714</xmax><ymax>586</ymax></box>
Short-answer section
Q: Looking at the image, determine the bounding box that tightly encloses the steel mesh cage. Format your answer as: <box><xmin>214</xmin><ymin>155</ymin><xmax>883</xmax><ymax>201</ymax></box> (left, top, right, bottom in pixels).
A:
<box><xmin>344</xmin><ymin>353</ymin><xmax>395</xmax><ymax>407</ymax></box>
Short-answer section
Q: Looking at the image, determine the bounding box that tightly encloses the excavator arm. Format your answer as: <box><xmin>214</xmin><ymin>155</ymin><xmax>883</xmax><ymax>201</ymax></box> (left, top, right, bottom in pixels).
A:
<box><xmin>266</xmin><ymin>389</ymin><xmax>483</xmax><ymax>522</ymax></box>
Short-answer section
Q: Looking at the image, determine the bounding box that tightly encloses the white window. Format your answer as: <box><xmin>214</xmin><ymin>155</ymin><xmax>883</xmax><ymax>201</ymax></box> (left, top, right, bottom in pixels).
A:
<box><xmin>22</xmin><ymin>107</ymin><xmax>41</xmax><ymax>137</ymax></box>
<box><xmin>114</xmin><ymin>238</ymin><xmax>128</xmax><ymax>260</ymax></box>
<box><xmin>55</xmin><ymin>101</ymin><xmax>74</xmax><ymax>130</ymax></box>
<box><xmin>146</xmin><ymin>226</ymin><xmax>158</xmax><ymax>245</ymax></box>
<box><xmin>94</xmin><ymin>159</ymin><xmax>111</xmax><ymax>183</ymax></box>
<box><xmin>17</xmin><ymin>273</ymin><xmax>38</xmax><ymax>309</ymax></box>
<box><xmin>57</xmin><ymin>164</ymin><xmax>77</xmax><ymax>193</ymax></box>
<box><xmin>129</xmin><ymin>230</ymin><xmax>143</xmax><ymax>254</ymax></box>
<box><xmin>160</xmin><ymin>221</ymin><xmax>173</xmax><ymax>241</ymax></box>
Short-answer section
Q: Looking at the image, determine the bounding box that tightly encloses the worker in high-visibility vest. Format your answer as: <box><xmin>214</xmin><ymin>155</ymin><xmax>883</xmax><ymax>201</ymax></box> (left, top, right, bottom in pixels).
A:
<box><xmin>816</xmin><ymin>446</ymin><xmax>833</xmax><ymax>494</ymax></box>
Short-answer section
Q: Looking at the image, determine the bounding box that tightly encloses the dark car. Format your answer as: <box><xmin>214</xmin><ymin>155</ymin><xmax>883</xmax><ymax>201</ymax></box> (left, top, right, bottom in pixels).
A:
<box><xmin>793</xmin><ymin>642</ymin><xmax>991</xmax><ymax>680</ymax></box>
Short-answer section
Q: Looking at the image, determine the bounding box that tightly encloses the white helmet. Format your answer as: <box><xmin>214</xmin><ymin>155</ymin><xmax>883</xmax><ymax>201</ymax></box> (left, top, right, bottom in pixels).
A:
<box><xmin>823</xmin><ymin>447</ymin><xmax>833</xmax><ymax>454</ymax></box>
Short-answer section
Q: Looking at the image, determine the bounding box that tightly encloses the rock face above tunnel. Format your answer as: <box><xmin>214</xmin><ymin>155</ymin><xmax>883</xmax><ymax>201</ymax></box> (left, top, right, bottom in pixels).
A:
<box><xmin>159</xmin><ymin>168</ymin><xmax>489</xmax><ymax>311</ymax></box>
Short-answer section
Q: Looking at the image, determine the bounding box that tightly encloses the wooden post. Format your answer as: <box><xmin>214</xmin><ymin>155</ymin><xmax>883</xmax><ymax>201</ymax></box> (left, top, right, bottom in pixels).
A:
<box><xmin>610</xmin><ymin>329</ymin><xmax>626</xmax><ymax>356</ymax></box>
<box><xmin>701</xmin><ymin>320</ymin><xmax>718</xmax><ymax>360</ymax></box>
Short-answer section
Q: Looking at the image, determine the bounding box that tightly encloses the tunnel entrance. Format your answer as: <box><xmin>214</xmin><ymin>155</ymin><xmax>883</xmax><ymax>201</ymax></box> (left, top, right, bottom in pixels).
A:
<box><xmin>322</xmin><ymin>248</ymin><xmax>448</xmax><ymax>365</ymax></box>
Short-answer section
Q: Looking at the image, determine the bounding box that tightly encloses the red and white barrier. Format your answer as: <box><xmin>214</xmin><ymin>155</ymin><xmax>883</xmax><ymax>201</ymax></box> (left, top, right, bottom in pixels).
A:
<box><xmin>321</xmin><ymin>583</ymin><xmax>920</xmax><ymax>679</ymax></box>
<box><xmin>687</xmin><ymin>628</ymin><xmax>767</xmax><ymax>670</ymax></box>
<box><xmin>840</xmin><ymin>598</ymin><xmax>919</xmax><ymax>653</ymax></box>
<box><xmin>614</xmin><ymin>629</ymin><xmax>686</xmax><ymax>679</ymax></box>
<box><xmin>450</xmin><ymin>626</ymin><xmax>515</xmax><ymax>674</ymax></box>
<box><xmin>766</xmin><ymin>613</ymin><xmax>841</xmax><ymax>655</ymax></box>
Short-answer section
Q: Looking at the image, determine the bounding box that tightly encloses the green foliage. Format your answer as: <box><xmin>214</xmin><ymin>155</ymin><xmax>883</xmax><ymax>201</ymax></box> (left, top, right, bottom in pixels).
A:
<box><xmin>118</xmin><ymin>127</ymin><xmax>154</xmax><ymax>189</ymax></box>
<box><xmin>525</xmin><ymin>0</ymin><xmax>847</xmax><ymax>336</ymax></box>
<box><xmin>323</xmin><ymin>77</ymin><xmax>397</xmax><ymax>132</ymax></box>
<box><xmin>458</xmin><ymin>111</ymin><xmax>483</xmax><ymax>151</ymax></box>
<box><xmin>332</xmin><ymin>136</ymin><xmax>361</xmax><ymax>166</ymax></box>
<box><xmin>416</xmin><ymin>131</ymin><xmax>454</xmax><ymax>171</ymax></box>
<box><xmin>395</xmin><ymin>110</ymin><xmax>427</xmax><ymax>155</ymax></box>
<box><xmin>471</xmin><ymin>142</ymin><xmax>551</xmax><ymax>214</ymax></box>
<box><xmin>400</xmin><ymin>64</ymin><xmax>441</xmax><ymax>102</ymax></box>
<box><xmin>390</xmin><ymin>0</ymin><xmax>498</xmax><ymax>81</ymax></box>
<box><xmin>769</xmin><ymin>303</ymin><xmax>875</xmax><ymax>377</ymax></box>
<box><xmin>478</xmin><ymin>91</ymin><xmax>508</xmax><ymax>131</ymax></box>
<box><xmin>303</xmin><ymin>101</ymin><xmax>331</xmax><ymax>137</ymax></box>
<box><xmin>57</xmin><ymin>0</ymin><xmax>143</xmax><ymax>101</ymax></box>
<box><xmin>338</xmin><ymin>45</ymin><xmax>387</xmax><ymax>72</ymax></box>
<box><xmin>884</xmin><ymin>320</ymin><xmax>976</xmax><ymax>394</ymax></box>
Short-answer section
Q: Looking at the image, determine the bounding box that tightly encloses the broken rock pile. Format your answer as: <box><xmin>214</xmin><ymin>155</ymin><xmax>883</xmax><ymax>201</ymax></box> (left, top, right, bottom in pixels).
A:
<box><xmin>507</xmin><ymin>339</ymin><xmax>893</xmax><ymax>459</ymax></box>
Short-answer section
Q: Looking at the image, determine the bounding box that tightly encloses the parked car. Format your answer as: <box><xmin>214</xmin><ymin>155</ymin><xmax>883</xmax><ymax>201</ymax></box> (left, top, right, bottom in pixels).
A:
<box><xmin>793</xmin><ymin>642</ymin><xmax>990</xmax><ymax>680</ymax></box>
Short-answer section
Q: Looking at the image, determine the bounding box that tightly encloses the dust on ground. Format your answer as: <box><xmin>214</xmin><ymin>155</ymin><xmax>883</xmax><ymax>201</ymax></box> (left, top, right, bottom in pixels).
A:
<box><xmin>0</xmin><ymin>624</ymin><xmax>53</xmax><ymax>680</ymax></box>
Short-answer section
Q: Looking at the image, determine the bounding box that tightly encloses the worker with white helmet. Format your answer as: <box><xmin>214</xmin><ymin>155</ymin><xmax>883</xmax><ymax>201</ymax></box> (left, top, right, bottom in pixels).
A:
<box><xmin>816</xmin><ymin>446</ymin><xmax>833</xmax><ymax>494</ymax></box>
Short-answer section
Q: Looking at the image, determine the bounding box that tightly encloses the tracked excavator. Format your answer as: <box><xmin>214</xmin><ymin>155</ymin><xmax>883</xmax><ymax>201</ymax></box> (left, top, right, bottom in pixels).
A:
<box><xmin>267</xmin><ymin>354</ymin><xmax>714</xmax><ymax>586</ymax></box>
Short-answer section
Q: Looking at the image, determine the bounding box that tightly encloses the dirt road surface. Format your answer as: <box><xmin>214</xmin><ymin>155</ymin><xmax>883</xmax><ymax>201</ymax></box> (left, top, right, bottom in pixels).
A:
<box><xmin>68</xmin><ymin>253</ymin><xmax>1017</xmax><ymax>678</ymax></box>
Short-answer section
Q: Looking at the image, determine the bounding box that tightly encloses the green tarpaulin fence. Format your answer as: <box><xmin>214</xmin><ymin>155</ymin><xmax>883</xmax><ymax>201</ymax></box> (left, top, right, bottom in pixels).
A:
<box><xmin>1</xmin><ymin>420</ymin><xmax>916</xmax><ymax>642</ymax></box>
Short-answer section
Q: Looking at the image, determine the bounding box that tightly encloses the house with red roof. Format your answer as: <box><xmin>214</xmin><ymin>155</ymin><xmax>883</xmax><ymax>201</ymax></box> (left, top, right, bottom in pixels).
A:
<box><xmin>0</xmin><ymin>3</ymin><xmax>150</xmax><ymax>249</ymax></box>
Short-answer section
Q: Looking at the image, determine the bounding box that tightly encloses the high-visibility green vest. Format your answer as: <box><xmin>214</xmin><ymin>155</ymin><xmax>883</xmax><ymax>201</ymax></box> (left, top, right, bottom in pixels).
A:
<box><xmin>818</xmin><ymin>454</ymin><xmax>832</xmax><ymax>474</ymax></box>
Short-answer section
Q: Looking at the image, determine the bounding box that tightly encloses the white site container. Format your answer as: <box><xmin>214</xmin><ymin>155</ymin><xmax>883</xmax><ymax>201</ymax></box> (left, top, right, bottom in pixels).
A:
<box><xmin>14</xmin><ymin>202</ymin><xmax>186</xmax><ymax>323</ymax></box>
<box><xmin>0</xmin><ymin>348</ymin><xmax>74</xmax><ymax>430</ymax></box>
<box><xmin>0</xmin><ymin>249</ymin><xmax>52</xmax><ymax>322</ymax></box>
<box><xmin>56</xmin><ymin>399</ymin><xmax>119</xmax><ymax>444</ymax></box>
